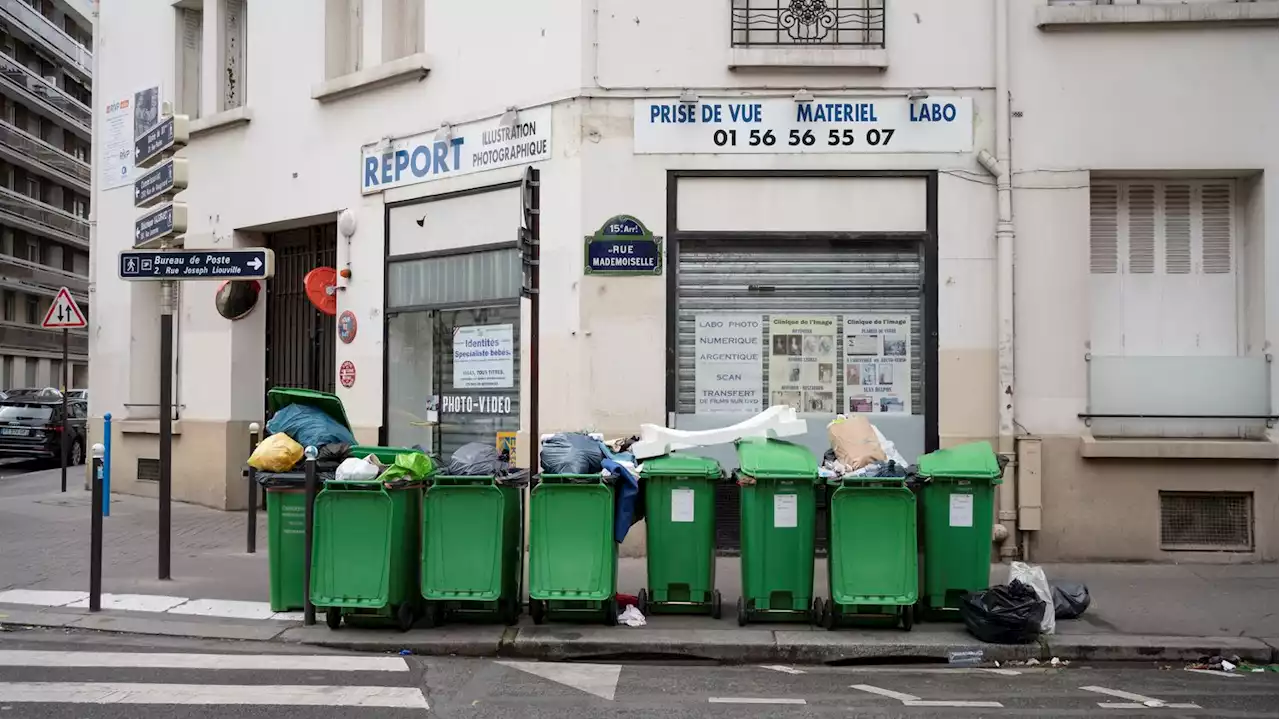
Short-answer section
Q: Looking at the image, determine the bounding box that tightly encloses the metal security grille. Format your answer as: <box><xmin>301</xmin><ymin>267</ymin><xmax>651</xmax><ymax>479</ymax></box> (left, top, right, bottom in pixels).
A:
<box><xmin>1159</xmin><ymin>491</ymin><xmax>1253</xmax><ymax>551</ymax></box>
<box><xmin>136</xmin><ymin>458</ymin><xmax>159</xmax><ymax>482</ymax></box>
<box><xmin>265</xmin><ymin>225</ymin><xmax>337</xmax><ymax>395</ymax></box>
<box><xmin>678</xmin><ymin>241</ymin><xmax>923</xmax><ymax>552</ymax></box>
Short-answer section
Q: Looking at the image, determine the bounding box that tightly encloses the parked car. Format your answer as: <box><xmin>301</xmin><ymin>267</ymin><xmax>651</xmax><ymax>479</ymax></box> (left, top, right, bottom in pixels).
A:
<box><xmin>66</xmin><ymin>389</ymin><xmax>87</xmax><ymax>401</ymax></box>
<box><xmin>4</xmin><ymin>387</ymin><xmax>63</xmax><ymax>401</ymax></box>
<box><xmin>0</xmin><ymin>398</ymin><xmax>86</xmax><ymax>464</ymax></box>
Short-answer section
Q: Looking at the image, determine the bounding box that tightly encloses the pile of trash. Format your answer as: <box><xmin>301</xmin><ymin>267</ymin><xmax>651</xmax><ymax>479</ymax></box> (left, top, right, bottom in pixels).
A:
<box><xmin>960</xmin><ymin>562</ymin><xmax>1092</xmax><ymax>644</ymax></box>
<box><xmin>539</xmin><ymin>432</ymin><xmax>644</xmax><ymax>543</ymax></box>
<box><xmin>821</xmin><ymin>415</ymin><xmax>908</xmax><ymax>479</ymax></box>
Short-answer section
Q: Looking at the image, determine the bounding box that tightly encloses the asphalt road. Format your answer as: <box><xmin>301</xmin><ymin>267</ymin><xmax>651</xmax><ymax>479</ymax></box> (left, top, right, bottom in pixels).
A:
<box><xmin>0</xmin><ymin>629</ymin><xmax>1274</xmax><ymax>717</ymax></box>
<box><xmin>0</xmin><ymin>460</ymin><xmax>67</xmax><ymax>498</ymax></box>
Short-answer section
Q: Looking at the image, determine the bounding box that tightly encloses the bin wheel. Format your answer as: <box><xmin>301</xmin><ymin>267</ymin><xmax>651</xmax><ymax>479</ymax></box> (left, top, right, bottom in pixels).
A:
<box><xmin>637</xmin><ymin>589</ymin><xmax>648</xmax><ymax>615</ymax></box>
<box><xmin>901</xmin><ymin>604</ymin><xmax>914</xmax><ymax>632</ymax></box>
<box><xmin>736</xmin><ymin>596</ymin><xmax>747</xmax><ymax>627</ymax></box>
<box><xmin>823</xmin><ymin>599</ymin><xmax>839</xmax><ymax>631</ymax></box>
<box><xmin>420</xmin><ymin>602</ymin><xmax>439</xmax><ymax>629</ymax></box>
<box><xmin>602</xmin><ymin>599</ymin><xmax>617</xmax><ymax>627</ymax></box>
<box><xmin>324</xmin><ymin>607</ymin><xmax>342</xmax><ymax>630</ymax></box>
<box><xmin>395</xmin><ymin>603</ymin><xmax>416</xmax><ymax>632</ymax></box>
<box><xmin>810</xmin><ymin>597</ymin><xmax>824</xmax><ymax>626</ymax></box>
<box><xmin>500</xmin><ymin>597</ymin><xmax>519</xmax><ymax>627</ymax></box>
<box><xmin>711</xmin><ymin>590</ymin><xmax>723</xmax><ymax>620</ymax></box>
<box><xmin>530</xmin><ymin>599</ymin><xmax>546</xmax><ymax>625</ymax></box>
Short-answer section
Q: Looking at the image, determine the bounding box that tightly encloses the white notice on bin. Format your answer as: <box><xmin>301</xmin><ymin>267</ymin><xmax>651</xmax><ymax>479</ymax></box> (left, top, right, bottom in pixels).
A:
<box><xmin>774</xmin><ymin>494</ymin><xmax>798</xmax><ymax>528</ymax></box>
<box><xmin>949</xmin><ymin>493</ymin><xmax>974</xmax><ymax>528</ymax></box>
<box><xmin>671</xmin><ymin>488</ymin><xmax>695</xmax><ymax>523</ymax></box>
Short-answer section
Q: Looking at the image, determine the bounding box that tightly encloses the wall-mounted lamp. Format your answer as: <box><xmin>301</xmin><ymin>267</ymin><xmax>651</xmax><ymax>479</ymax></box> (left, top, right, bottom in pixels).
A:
<box><xmin>793</xmin><ymin>89</ymin><xmax>814</xmax><ymax>103</ymax></box>
<box><xmin>907</xmin><ymin>88</ymin><xmax>929</xmax><ymax>101</ymax></box>
<box><xmin>499</xmin><ymin>106</ymin><xmax>519</xmax><ymax>129</ymax></box>
<box><xmin>679</xmin><ymin>89</ymin><xmax>699</xmax><ymax>104</ymax></box>
<box><xmin>434</xmin><ymin>122</ymin><xmax>452</xmax><ymax>143</ymax></box>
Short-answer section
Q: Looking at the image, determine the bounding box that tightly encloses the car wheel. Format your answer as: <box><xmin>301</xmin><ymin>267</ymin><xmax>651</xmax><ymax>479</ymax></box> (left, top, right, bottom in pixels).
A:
<box><xmin>71</xmin><ymin>438</ymin><xmax>84</xmax><ymax>466</ymax></box>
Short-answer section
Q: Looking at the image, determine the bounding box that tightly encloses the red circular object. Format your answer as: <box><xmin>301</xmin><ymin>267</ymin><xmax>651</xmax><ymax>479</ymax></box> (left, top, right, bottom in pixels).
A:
<box><xmin>338</xmin><ymin>310</ymin><xmax>358</xmax><ymax>344</ymax></box>
<box><xmin>304</xmin><ymin>267</ymin><xmax>338</xmax><ymax>316</ymax></box>
<box><xmin>339</xmin><ymin>360</ymin><xmax>356</xmax><ymax>388</ymax></box>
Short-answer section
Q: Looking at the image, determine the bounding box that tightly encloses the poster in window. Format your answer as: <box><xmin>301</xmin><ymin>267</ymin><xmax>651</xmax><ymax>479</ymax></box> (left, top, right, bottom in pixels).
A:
<box><xmin>843</xmin><ymin>314</ymin><xmax>911</xmax><ymax>413</ymax></box>
<box><xmin>694</xmin><ymin>314</ymin><xmax>763</xmax><ymax>413</ymax></box>
<box><xmin>452</xmin><ymin>324</ymin><xmax>514</xmax><ymax>389</ymax></box>
<box><xmin>768</xmin><ymin>316</ymin><xmax>837</xmax><ymax>413</ymax></box>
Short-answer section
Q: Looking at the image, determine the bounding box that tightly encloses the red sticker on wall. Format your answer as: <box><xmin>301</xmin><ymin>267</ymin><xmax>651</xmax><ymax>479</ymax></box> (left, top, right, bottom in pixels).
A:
<box><xmin>339</xmin><ymin>360</ymin><xmax>356</xmax><ymax>388</ymax></box>
<box><xmin>338</xmin><ymin>310</ymin><xmax>358</xmax><ymax>344</ymax></box>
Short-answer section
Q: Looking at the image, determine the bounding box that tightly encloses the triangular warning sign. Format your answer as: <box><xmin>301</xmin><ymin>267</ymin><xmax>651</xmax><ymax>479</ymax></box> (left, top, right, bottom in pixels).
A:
<box><xmin>42</xmin><ymin>287</ymin><xmax>86</xmax><ymax>329</ymax></box>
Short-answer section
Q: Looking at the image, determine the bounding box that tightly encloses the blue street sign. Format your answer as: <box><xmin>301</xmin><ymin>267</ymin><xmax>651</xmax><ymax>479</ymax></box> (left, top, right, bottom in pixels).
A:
<box><xmin>134</xmin><ymin>159</ymin><xmax>184</xmax><ymax>208</ymax></box>
<box><xmin>583</xmin><ymin>214</ymin><xmax>663</xmax><ymax>276</ymax></box>
<box><xmin>134</xmin><ymin>202</ymin><xmax>184</xmax><ymax>247</ymax></box>
<box><xmin>135</xmin><ymin>115</ymin><xmax>188</xmax><ymax>167</ymax></box>
<box><xmin>119</xmin><ymin>249</ymin><xmax>276</xmax><ymax>281</ymax></box>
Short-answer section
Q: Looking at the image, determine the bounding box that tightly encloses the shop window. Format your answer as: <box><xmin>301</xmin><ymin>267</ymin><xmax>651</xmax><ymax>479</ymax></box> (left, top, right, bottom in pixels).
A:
<box><xmin>175</xmin><ymin>2</ymin><xmax>203</xmax><ymax>119</ymax></box>
<box><xmin>218</xmin><ymin>0</ymin><xmax>247</xmax><ymax>111</ymax></box>
<box><xmin>382</xmin><ymin>0</ymin><xmax>424</xmax><ymax>62</ymax></box>
<box><xmin>325</xmin><ymin>0</ymin><xmax>363</xmax><ymax>79</ymax></box>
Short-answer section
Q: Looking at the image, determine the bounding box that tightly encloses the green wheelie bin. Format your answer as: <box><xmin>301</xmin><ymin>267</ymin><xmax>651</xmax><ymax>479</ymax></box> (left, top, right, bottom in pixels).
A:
<box><xmin>734</xmin><ymin>438</ymin><xmax>821</xmax><ymax>626</ymax></box>
<box><xmin>528</xmin><ymin>473</ymin><xmax>617</xmax><ymax>625</ymax></box>
<box><xmin>820</xmin><ymin>474</ymin><xmax>918</xmax><ymax>630</ymax></box>
<box><xmin>420</xmin><ymin>475</ymin><xmax>524</xmax><ymax>626</ymax></box>
<box><xmin>915</xmin><ymin>441</ymin><xmax>1004</xmax><ymax>614</ymax></box>
<box><xmin>638</xmin><ymin>454</ymin><xmax>722</xmax><ymax>618</ymax></box>
<box><xmin>310</xmin><ymin>468</ymin><xmax>430</xmax><ymax>631</ymax></box>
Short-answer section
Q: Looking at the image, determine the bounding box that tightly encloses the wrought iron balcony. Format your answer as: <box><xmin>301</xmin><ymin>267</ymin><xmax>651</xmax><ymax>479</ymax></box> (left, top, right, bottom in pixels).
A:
<box><xmin>0</xmin><ymin>118</ymin><xmax>89</xmax><ymax>191</ymax></box>
<box><xmin>731</xmin><ymin>0</ymin><xmax>886</xmax><ymax>47</ymax></box>
<box><xmin>0</xmin><ymin>0</ymin><xmax>91</xmax><ymax>79</ymax></box>
<box><xmin>0</xmin><ymin>185</ymin><xmax>88</xmax><ymax>247</ymax></box>
<box><xmin>0</xmin><ymin>53</ymin><xmax>90</xmax><ymax>135</ymax></box>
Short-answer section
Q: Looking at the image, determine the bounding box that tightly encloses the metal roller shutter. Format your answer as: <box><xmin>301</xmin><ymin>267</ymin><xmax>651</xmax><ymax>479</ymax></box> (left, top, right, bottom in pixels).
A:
<box><xmin>675</xmin><ymin>240</ymin><xmax>925</xmax><ymax>552</ymax></box>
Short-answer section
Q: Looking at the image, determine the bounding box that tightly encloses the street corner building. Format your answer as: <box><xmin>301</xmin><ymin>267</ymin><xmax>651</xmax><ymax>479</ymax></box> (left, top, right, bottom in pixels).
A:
<box><xmin>89</xmin><ymin>0</ymin><xmax>1278</xmax><ymax>561</ymax></box>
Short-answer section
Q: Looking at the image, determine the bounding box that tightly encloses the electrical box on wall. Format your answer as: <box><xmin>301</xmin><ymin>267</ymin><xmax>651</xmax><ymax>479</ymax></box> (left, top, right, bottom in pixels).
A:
<box><xmin>1017</xmin><ymin>437</ymin><xmax>1043</xmax><ymax>531</ymax></box>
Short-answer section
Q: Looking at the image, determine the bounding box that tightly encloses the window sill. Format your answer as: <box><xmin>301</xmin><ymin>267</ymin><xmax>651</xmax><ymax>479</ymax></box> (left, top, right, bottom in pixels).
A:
<box><xmin>1080</xmin><ymin>435</ymin><xmax>1277</xmax><ymax>460</ymax></box>
<box><xmin>1037</xmin><ymin>1</ymin><xmax>1278</xmax><ymax>30</ymax></box>
<box><xmin>311</xmin><ymin>53</ymin><xmax>432</xmax><ymax>103</ymax></box>
<box><xmin>190</xmin><ymin>107</ymin><xmax>252</xmax><ymax>138</ymax></box>
<box><xmin>119</xmin><ymin>419</ymin><xmax>184</xmax><ymax>436</ymax></box>
<box><xmin>728</xmin><ymin>47</ymin><xmax>888</xmax><ymax>71</ymax></box>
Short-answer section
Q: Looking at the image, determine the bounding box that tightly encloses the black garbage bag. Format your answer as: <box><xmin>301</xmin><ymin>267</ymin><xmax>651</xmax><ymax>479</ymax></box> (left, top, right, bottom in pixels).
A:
<box><xmin>446</xmin><ymin>442</ymin><xmax>506</xmax><ymax>477</ymax></box>
<box><xmin>540</xmin><ymin>433</ymin><xmax>605</xmax><ymax>474</ymax></box>
<box><xmin>959</xmin><ymin>579</ymin><xmax>1046</xmax><ymax>644</ymax></box>
<box><xmin>1051</xmin><ymin>582</ymin><xmax>1091</xmax><ymax>619</ymax></box>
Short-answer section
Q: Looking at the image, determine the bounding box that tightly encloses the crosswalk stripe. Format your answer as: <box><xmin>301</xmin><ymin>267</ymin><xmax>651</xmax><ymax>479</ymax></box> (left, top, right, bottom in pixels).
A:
<box><xmin>0</xmin><ymin>650</ymin><xmax>408</xmax><ymax>672</ymax></box>
<box><xmin>0</xmin><ymin>682</ymin><xmax>428</xmax><ymax>708</ymax></box>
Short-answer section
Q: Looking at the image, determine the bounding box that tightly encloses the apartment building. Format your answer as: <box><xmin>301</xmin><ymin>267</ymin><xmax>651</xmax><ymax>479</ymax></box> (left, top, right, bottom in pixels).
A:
<box><xmin>91</xmin><ymin>0</ymin><xmax>1276</xmax><ymax>562</ymax></box>
<box><xmin>0</xmin><ymin>0</ymin><xmax>91</xmax><ymax>392</ymax></box>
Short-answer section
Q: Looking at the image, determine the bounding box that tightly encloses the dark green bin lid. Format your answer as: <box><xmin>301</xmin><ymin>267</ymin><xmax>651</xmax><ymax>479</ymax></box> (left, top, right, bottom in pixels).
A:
<box><xmin>266</xmin><ymin>387</ymin><xmax>351</xmax><ymax>431</ymax></box>
<box><xmin>641</xmin><ymin>453</ymin><xmax>721</xmax><ymax>479</ymax></box>
<box><xmin>916</xmin><ymin>441</ymin><xmax>1003</xmax><ymax>481</ymax></box>
<box><xmin>735</xmin><ymin>438</ymin><xmax>818</xmax><ymax>480</ymax></box>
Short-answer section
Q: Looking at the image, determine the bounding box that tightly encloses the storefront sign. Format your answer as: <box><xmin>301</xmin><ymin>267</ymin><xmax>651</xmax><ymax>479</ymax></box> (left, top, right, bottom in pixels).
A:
<box><xmin>768</xmin><ymin>316</ymin><xmax>837</xmax><ymax>413</ymax></box>
<box><xmin>633</xmin><ymin>96</ymin><xmax>973</xmax><ymax>155</ymax></box>
<box><xmin>361</xmin><ymin>105</ymin><xmax>553</xmax><ymax>194</ymax></box>
<box><xmin>694</xmin><ymin>314</ymin><xmax>763</xmax><ymax>414</ymax></box>
<box><xmin>338</xmin><ymin>310</ymin><xmax>358</xmax><ymax>344</ymax></box>
<box><xmin>843</xmin><ymin>314</ymin><xmax>912</xmax><ymax>413</ymax></box>
<box><xmin>453</xmin><ymin>324</ymin><xmax>514</xmax><ymax>389</ymax></box>
<box><xmin>339</xmin><ymin>360</ymin><xmax>357</xmax><ymax>388</ymax></box>
<box><xmin>584</xmin><ymin>215</ymin><xmax>663</xmax><ymax>276</ymax></box>
<box><xmin>439</xmin><ymin>395</ymin><xmax>513</xmax><ymax>414</ymax></box>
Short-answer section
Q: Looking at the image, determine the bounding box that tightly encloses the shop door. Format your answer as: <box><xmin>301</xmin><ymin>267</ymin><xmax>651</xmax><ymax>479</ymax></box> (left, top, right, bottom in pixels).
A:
<box><xmin>265</xmin><ymin>225</ymin><xmax>337</xmax><ymax>394</ymax></box>
<box><xmin>673</xmin><ymin>240</ymin><xmax>927</xmax><ymax>552</ymax></box>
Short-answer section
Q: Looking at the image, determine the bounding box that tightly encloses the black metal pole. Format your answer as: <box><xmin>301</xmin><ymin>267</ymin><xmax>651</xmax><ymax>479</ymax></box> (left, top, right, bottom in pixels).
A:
<box><xmin>159</xmin><ymin>283</ymin><xmax>173</xmax><ymax>580</ymax></box>
<box><xmin>528</xmin><ymin>168</ymin><xmax>540</xmax><ymax>474</ymax></box>
<box><xmin>302</xmin><ymin>450</ymin><xmax>317</xmax><ymax>626</ymax></box>
<box><xmin>60</xmin><ymin>328</ymin><xmax>68</xmax><ymax>492</ymax></box>
<box><xmin>89</xmin><ymin>447</ymin><xmax>103</xmax><ymax>612</ymax></box>
<box><xmin>246</xmin><ymin>424</ymin><xmax>259</xmax><ymax>554</ymax></box>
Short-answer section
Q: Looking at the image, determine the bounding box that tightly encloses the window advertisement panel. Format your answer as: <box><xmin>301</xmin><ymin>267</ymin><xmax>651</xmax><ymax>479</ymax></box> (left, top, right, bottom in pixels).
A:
<box><xmin>453</xmin><ymin>324</ymin><xmax>514</xmax><ymax>389</ymax></box>
<box><xmin>694</xmin><ymin>314</ymin><xmax>764</xmax><ymax>414</ymax></box>
<box><xmin>768</xmin><ymin>316</ymin><xmax>838</xmax><ymax>414</ymax></box>
<box><xmin>843</xmin><ymin>314</ymin><xmax>912</xmax><ymax>414</ymax></box>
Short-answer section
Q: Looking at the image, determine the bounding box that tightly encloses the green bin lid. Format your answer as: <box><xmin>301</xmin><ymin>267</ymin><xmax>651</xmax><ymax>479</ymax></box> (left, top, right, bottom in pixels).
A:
<box><xmin>266</xmin><ymin>387</ymin><xmax>351</xmax><ymax>431</ymax></box>
<box><xmin>641</xmin><ymin>453</ymin><xmax>721</xmax><ymax>479</ymax></box>
<box><xmin>916</xmin><ymin>441</ymin><xmax>1003</xmax><ymax>480</ymax></box>
<box><xmin>735</xmin><ymin>438</ymin><xmax>818</xmax><ymax>480</ymax></box>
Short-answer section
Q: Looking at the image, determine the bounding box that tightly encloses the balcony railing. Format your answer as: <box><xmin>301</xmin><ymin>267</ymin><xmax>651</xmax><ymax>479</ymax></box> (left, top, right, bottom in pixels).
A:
<box><xmin>0</xmin><ymin>53</ymin><xmax>90</xmax><ymax>133</ymax></box>
<box><xmin>1082</xmin><ymin>355</ymin><xmax>1276</xmax><ymax>439</ymax></box>
<box><xmin>0</xmin><ymin>185</ymin><xmax>88</xmax><ymax>245</ymax></box>
<box><xmin>1050</xmin><ymin>1</ymin><xmax>1254</xmax><ymax>5</ymax></box>
<box><xmin>0</xmin><ymin>119</ymin><xmax>89</xmax><ymax>189</ymax></box>
<box><xmin>0</xmin><ymin>0</ymin><xmax>91</xmax><ymax>77</ymax></box>
<box><xmin>0</xmin><ymin>320</ymin><xmax>86</xmax><ymax>354</ymax></box>
<box><xmin>731</xmin><ymin>0</ymin><xmax>886</xmax><ymax>47</ymax></box>
<box><xmin>0</xmin><ymin>254</ymin><xmax>87</xmax><ymax>295</ymax></box>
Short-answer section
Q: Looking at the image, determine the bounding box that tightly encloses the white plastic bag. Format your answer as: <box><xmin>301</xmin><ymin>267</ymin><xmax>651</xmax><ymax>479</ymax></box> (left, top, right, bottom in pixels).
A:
<box><xmin>1009</xmin><ymin>561</ymin><xmax>1055</xmax><ymax>635</ymax></box>
<box><xmin>618</xmin><ymin>605</ymin><xmax>646</xmax><ymax>627</ymax></box>
<box><xmin>335</xmin><ymin>456</ymin><xmax>380</xmax><ymax>482</ymax></box>
<box><xmin>871</xmin><ymin>424</ymin><xmax>908</xmax><ymax>467</ymax></box>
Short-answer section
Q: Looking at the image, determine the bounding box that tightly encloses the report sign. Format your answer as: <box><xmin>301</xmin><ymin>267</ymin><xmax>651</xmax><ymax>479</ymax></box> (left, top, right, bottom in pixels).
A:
<box><xmin>632</xmin><ymin>96</ymin><xmax>974</xmax><ymax>154</ymax></box>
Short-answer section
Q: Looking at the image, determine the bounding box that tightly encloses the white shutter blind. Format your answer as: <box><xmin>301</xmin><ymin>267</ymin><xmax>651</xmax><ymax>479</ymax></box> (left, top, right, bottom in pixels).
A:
<box><xmin>1163</xmin><ymin>183</ymin><xmax>1192</xmax><ymax>274</ymax></box>
<box><xmin>1200</xmin><ymin>182</ymin><xmax>1233</xmax><ymax>274</ymax></box>
<box><xmin>1089</xmin><ymin>184</ymin><xmax>1119</xmax><ymax>274</ymax></box>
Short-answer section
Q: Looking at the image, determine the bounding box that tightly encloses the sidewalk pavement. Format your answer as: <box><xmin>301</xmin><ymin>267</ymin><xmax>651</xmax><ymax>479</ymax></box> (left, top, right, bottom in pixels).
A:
<box><xmin>1</xmin><ymin>467</ymin><xmax>1275</xmax><ymax>664</ymax></box>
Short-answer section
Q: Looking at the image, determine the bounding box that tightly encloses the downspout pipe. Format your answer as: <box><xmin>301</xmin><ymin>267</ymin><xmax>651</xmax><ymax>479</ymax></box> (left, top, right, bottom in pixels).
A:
<box><xmin>993</xmin><ymin>0</ymin><xmax>1019</xmax><ymax>560</ymax></box>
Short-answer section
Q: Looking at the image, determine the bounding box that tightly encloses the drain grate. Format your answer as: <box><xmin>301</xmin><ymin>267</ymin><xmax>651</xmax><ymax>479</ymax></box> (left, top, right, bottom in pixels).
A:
<box><xmin>1159</xmin><ymin>491</ymin><xmax>1252</xmax><ymax>551</ymax></box>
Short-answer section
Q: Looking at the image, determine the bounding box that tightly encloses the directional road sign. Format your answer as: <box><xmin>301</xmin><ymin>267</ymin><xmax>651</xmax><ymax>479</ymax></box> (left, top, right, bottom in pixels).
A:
<box><xmin>134</xmin><ymin>202</ymin><xmax>187</xmax><ymax>248</ymax></box>
<box><xmin>135</xmin><ymin>115</ymin><xmax>190</xmax><ymax>168</ymax></box>
<box><xmin>41</xmin><ymin>287</ymin><xmax>86</xmax><ymax>328</ymax></box>
<box><xmin>135</xmin><ymin>158</ymin><xmax>187</xmax><ymax>208</ymax></box>
<box><xmin>119</xmin><ymin>248</ymin><xmax>276</xmax><ymax>281</ymax></box>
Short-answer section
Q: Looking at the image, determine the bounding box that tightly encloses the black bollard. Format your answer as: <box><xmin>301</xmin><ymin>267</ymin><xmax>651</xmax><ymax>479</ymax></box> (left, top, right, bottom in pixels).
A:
<box><xmin>89</xmin><ymin>444</ymin><xmax>104</xmax><ymax>612</ymax></box>
<box><xmin>246</xmin><ymin>423</ymin><xmax>260</xmax><ymax>554</ymax></box>
<box><xmin>302</xmin><ymin>447</ymin><xmax>318</xmax><ymax>626</ymax></box>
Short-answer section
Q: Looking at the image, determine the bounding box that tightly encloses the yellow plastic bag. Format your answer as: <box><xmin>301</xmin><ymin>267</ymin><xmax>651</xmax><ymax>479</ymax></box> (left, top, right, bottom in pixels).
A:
<box><xmin>248</xmin><ymin>432</ymin><xmax>304</xmax><ymax>472</ymax></box>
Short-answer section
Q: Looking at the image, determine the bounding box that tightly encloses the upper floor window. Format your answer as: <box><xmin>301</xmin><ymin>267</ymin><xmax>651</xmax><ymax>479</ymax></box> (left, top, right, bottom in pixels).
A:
<box><xmin>382</xmin><ymin>0</ymin><xmax>424</xmax><ymax>62</ymax></box>
<box><xmin>731</xmin><ymin>0</ymin><xmax>885</xmax><ymax>47</ymax></box>
<box><xmin>325</xmin><ymin>0</ymin><xmax>363</xmax><ymax>79</ymax></box>
<box><xmin>219</xmin><ymin>0</ymin><xmax>247</xmax><ymax>111</ymax></box>
<box><xmin>175</xmin><ymin>2</ymin><xmax>203</xmax><ymax>119</ymax></box>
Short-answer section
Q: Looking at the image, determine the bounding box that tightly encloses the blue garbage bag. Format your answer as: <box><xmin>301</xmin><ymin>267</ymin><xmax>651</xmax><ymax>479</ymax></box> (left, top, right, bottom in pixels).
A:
<box><xmin>266</xmin><ymin>404</ymin><xmax>356</xmax><ymax>449</ymax></box>
<box><xmin>602</xmin><ymin>457</ymin><xmax>644</xmax><ymax>543</ymax></box>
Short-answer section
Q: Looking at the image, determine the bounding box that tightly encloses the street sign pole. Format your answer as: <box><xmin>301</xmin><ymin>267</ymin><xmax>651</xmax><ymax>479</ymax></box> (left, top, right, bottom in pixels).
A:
<box><xmin>159</xmin><ymin>280</ymin><xmax>173</xmax><ymax>580</ymax></box>
<box><xmin>60</xmin><ymin>328</ymin><xmax>67</xmax><ymax>493</ymax></box>
<box><xmin>40</xmin><ymin>287</ymin><xmax>86</xmax><ymax>493</ymax></box>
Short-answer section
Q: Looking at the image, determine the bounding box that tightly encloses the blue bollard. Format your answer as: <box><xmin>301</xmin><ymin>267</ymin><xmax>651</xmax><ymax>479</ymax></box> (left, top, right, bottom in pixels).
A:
<box><xmin>102</xmin><ymin>412</ymin><xmax>112</xmax><ymax>517</ymax></box>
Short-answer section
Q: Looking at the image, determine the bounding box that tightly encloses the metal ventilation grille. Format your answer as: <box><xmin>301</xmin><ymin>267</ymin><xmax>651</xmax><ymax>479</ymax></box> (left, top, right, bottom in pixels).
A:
<box><xmin>137</xmin><ymin>458</ymin><xmax>160</xmax><ymax>482</ymax></box>
<box><xmin>1159</xmin><ymin>491</ymin><xmax>1252</xmax><ymax>552</ymax></box>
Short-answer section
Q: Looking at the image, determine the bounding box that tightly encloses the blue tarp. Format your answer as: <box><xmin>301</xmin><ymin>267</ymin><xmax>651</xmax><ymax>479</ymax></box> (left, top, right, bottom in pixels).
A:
<box><xmin>602</xmin><ymin>457</ymin><xmax>643</xmax><ymax>544</ymax></box>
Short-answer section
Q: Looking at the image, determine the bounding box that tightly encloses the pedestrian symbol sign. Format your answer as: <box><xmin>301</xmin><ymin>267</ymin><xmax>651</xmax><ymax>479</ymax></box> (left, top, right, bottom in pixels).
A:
<box><xmin>42</xmin><ymin>287</ymin><xmax>86</xmax><ymax>329</ymax></box>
